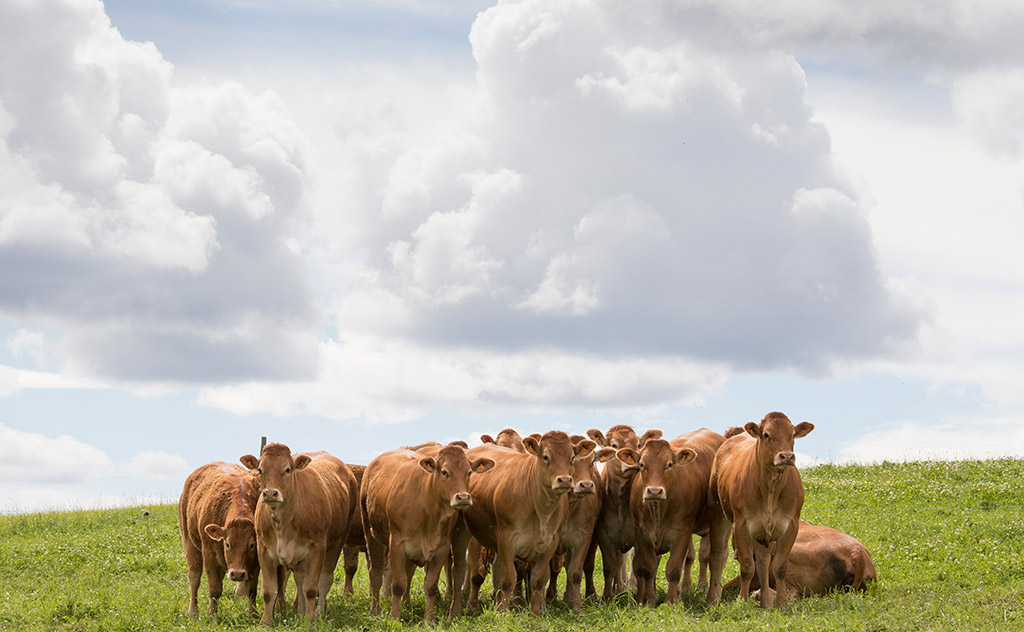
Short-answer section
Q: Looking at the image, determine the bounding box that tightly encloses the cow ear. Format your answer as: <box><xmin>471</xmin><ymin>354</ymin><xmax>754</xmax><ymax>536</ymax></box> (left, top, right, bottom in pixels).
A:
<box><xmin>448</xmin><ymin>440</ymin><xmax>469</xmax><ymax>449</ymax></box>
<box><xmin>724</xmin><ymin>426</ymin><xmax>744</xmax><ymax>439</ymax></box>
<box><xmin>794</xmin><ymin>422</ymin><xmax>815</xmax><ymax>438</ymax></box>
<box><xmin>569</xmin><ymin>434</ymin><xmax>587</xmax><ymax>444</ymax></box>
<box><xmin>744</xmin><ymin>422</ymin><xmax>761</xmax><ymax>439</ymax></box>
<box><xmin>419</xmin><ymin>457</ymin><xmax>437</xmax><ymax>474</ymax></box>
<box><xmin>204</xmin><ymin>524</ymin><xmax>226</xmax><ymax>541</ymax></box>
<box><xmin>471</xmin><ymin>458</ymin><xmax>495</xmax><ymax>474</ymax></box>
<box><xmin>240</xmin><ymin>455</ymin><xmax>259</xmax><ymax>471</ymax></box>
<box><xmin>615</xmin><ymin>447</ymin><xmax>640</xmax><ymax>469</ymax></box>
<box><xmin>293</xmin><ymin>455</ymin><xmax>312</xmax><ymax>471</ymax></box>
<box><xmin>638</xmin><ymin>429</ymin><xmax>662</xmax><ymax>448</ymax></box>
<box><xmin>480</xmin><ymin>434</ymin><xmax>496</xmax><ymax>444</ymax></box>
<box><xmin>522</xmin><ymin>436</ymin><xmax>539</xmax><ymax>455</ymax></box>
<box><xmin>675</xmin><ymin>447</ymin><xmax>697</xmax><ymax>465</ymax></box>
<box><xmin>573</xmin><ymin>439</ymin><xmax>596</xmax><ymax>458</ymax></box>
<box><xmin>595</xmin><ymin>447</ymin><xmax>617</xmax><ymax>463</ymax></box>
<box><xmin>586</xmin><ymin>428</ymin><xmax>607</xmax><ymax>446</ymax></box>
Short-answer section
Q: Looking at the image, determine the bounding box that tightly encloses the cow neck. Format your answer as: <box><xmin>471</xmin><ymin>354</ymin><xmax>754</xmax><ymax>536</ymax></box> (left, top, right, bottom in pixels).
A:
<box><xmin>528</xmin><ymin>454</ymin><xmax>563</xmax><ymax>512</ymax></box>
<box><xmin>756</xmin><ymin>454</ymin><xmax>792</xmax><ymax>504</ymax></box>
<box><xmin>605</xmin><ymin>463</ymin><xmax>634</xmax><ymax>504</ymax></box>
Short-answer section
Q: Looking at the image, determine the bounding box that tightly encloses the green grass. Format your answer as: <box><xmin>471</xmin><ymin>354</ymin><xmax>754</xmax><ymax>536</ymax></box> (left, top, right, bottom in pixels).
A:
<box><xmin>1</xmin><ymin>458</ymin><xmax>1023</xmax><ymax>631</ymax></box>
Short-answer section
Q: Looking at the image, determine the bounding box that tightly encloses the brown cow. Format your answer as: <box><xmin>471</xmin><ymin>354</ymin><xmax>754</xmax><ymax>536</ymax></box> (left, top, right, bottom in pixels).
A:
<box><xmin>361</xmin><ymin>443</ymin><xmax>494</xmax><ymax>622</ymax></box>
<box><xmin>546</xmin><ymin>436</ymin><xmax>615</xmax><ymax>611</ymax></box>
<box><xmin>615</xmin><ymin>428</ymin><xmax>724</xmax><ymax>605</ymax></box>
<box><xmin>240</xmin><ymin>444</ymin><xmax>358</xmax><ymax>626</ymax></box>
<box><xmin>179</xmin><ymin>462</ymin><xmax>261</xmax><ymax>617</ymax></box>
<box><xmin>723</xmin><ymin>520</ymin><xmax>876</xmax><ymax>598</ymax></box>
<box><xmin>706</xmin><ymin>412</ymin><xmax>814</xmax><ymax>608</ymax></box>
<box><xmin>586</xmin><ymin>424</ymin><xmax>663</xmax><ymax>600</ymax></box>
<box><xmin>463</xmin><ymin>431</ymin><xmax>582</xmax><ymax>614</ymax></box>
<box><xmin>342</xmin><ymin>463</ymin><xmax>367</xmax><ymax>597</ymax></box>
<box><xmin>480</xmin><ymin>428</ymin><xmax>527</xmax><ymax>453</ymax></box>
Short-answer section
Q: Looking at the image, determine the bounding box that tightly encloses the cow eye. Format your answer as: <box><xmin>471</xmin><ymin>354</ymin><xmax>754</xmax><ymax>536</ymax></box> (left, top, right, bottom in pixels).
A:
<box><xmin>225</xmin><ymin>542</ymin><xmax>231</xmax><ymax>550</ymax></box>
<box><xmin>441</xmin><ymin>469</ymin><xmax>450</xmax><ymax>478</ymax></box>
<box><xmin>543</xmin><ymin>454</ymin><xmax>550</xmax><ymax>464</ymax></box>
<box><xmin>666</xmin><ymin>462</ymin><xmax>673</xmax><ymax>469</ymax></box>
<box><xmin>249</xmin><ymin>541</ymin><xmax>256</xmax><ymax>550</ymax></box>
<box><xmin>256</xmin><ymin>467</ymin><xmax>263</xmax><ymax>476</ymax></box>
<box><xmin>284</xmin><ymin>466</ymin><xmax>291</xmax><ymax>475</ymax></box>
<box><xmin>762</xmin><ymin>433</ymin><xmax>771</xmax><ymax>441</ymax></box>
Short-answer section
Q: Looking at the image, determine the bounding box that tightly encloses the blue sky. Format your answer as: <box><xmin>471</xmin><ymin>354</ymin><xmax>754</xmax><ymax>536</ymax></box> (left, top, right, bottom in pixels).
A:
<box><xmin>2</xmin><ymin>0</ymin><xmax>1023</xmax><ymax>513</ymax></box>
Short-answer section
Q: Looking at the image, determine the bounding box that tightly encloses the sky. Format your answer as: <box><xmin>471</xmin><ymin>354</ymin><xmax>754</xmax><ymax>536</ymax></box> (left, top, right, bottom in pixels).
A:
<box><xmin>1</xmin><ymin>0</ymin><xmax>1023</xmax><ymax>513</ymax></box>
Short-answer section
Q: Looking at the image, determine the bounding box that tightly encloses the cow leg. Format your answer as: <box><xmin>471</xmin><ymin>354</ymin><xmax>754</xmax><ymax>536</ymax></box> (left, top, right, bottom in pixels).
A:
<box><xmin>546</xmin><ymin>553</ymin><xmax>562</xmax><ymax>603</ymax></box>
<box><xmin>633</xmin><ymin>537</ymin><xmax>657</xmax><ymax>606</ymax></box>
<box><xmin>529</xmin><ymin>555</ymin><xmax>554</xmax><ymax>615</ymax></box>
<box><xmin>466</xmin><ymin>538</ymin><xmax>487</xmax><ymax>611</ymax></box>
<box><xmin>704</xmin><ymin>508</ymin><xmax>731</xmax><ymax>607</ymax></box>
<box><xmin>448</xmin><ymin>518</ymin><xmax>471</xmax><ymax>617</ymax></box>
<box><xmin>184</xmin><ymin>542</ymin><xmax>203</xmax><ymax>617</ymax></box>
<box><xmin>597</xmin><ymin>534</ymin><xmax>623</xmax><ymax>601</ymax></box>
<box><xmin>563</xmin><ymin>542</ymin><xmax>588</xmax><ymax>613</ymax></box>
<box><xmin>244</xmin><ymin>571</ymin><xmax>260</xmax><ymax>619</ymax></box>
<box><xmin>665</xmin><ymin>526</ymin><xmax>695</xmax><ymax>604</ymax></box>
<box><xmin>201</xmin><ymin>548</ymin><xmax>225</xmax><ymax>616</ymax></box>
<box><xmin>318</xmin><ymin>543</ymin><xmax>343</xmax><ymax>619</ymax></box>
<box><xmin>681</xmin><ymin>537</ymin><xmax>696</xmax><ymax>593</ymax></box>
<box><xmin>423</xmin><ymin>548</ymin><xmax>449</xmax><ymax>623</ymax></box>
<box><xmin>258</xmin><ymin>556</ymin><xmax>280</xmax><ymax>627</ymax></box>
<box><xmin>754</xmin><ymin>541</ymin><xmax>772</xmax><ymax>608</ymax></box>
<box><xmin>366</xmin><ymin>537</ymin><xmax>386</xmax><ymax>616</ymax></box>
<box><xmin>342</xmin><ymin>545</ymin><xmax>360</xmax><ymax>596</ymax></box>
<box><xmin>697</xmin><ymin>535</ymin><xmax>711</xmax><ymax>592</ymax></box>
<box><xmin>771</xmin><ymin>525</ymin><xmax>798</xmax><ymax>609</ymax></box>
<box><xmin>732</xmin><ymin>523</ymin><xmax>756</xmax><ymax>602</ymax></box>
<box><xmin>493</xmin><ymin>533</ymin><xmax>516</xmax><ymax>612</ymax></box>
<box><xmin>583</xmin><ymin>535</ymin><xmax>598</xmax><ymax>599</ymax></box>
<box><xmin>387</xmin><ymin>541</ymin><xmax>410</xmax><ymax>620</ymax></box>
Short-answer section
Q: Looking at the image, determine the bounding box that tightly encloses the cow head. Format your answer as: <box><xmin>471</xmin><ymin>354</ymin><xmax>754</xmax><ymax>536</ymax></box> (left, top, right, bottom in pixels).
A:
<box><xmin>481</xmin><ymin>428</ymin><xmax>527</xmax><ymax>453</ymax></box>
<box><xmin>419</xmin><ymin>443</ymin><xmax>495</xmax><ymax>509</ymax></box>
<box><xmin>204</xmin><ymin>517</ymin><xmax>258</xmax><ymax>582</ymax></box>
<box><xmin>615</xmin><ymin>439</ymin><xmax>696</xmax><ymax>503</ymax></box>
<box><xmin>566</xmin><ymin>436</ymin><xmax>614</xmax><ymax>496</ymax></box>
<box><xmin>240</xmin><ymin>443</ymin><xmax>310</xmax><ymax>509</ymax></box>
<box><xmin>523</xmin><ymin>430</ymin><xmax>578</xmax><ymax>494</ymax></box>
<box><xmin>587</xmin><ymin>425</ymin><xmax>663</xmax><ymax>479</ymax></box>
<box><xmin>744</xmin><ymin>411</ymin><xmax>814</xmax><ymax>470</ymax></box>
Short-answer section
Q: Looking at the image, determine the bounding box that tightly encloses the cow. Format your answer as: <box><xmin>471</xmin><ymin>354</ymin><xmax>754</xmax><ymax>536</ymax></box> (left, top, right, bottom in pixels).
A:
<box><xmin>342</xmin><ymin>463</ymin><xmax>367</xmax><ymax>597</ymax></box>
<box><xmin>361</xmin><ymin>443</ymin><xmax>494</xmax><ymax>622</ymax></box>
<box><xmin>706</xmin><ymin>411</ymin><xmax>815</xmax><ymax>608</ymax></box>
<box><xmin>614</xmin><ymin>428</ymin><xmax>725</xmax><ymax>605</ymax></box>
<box><xmin>179</xmin><ymin>462</ymin><xmax>261</xmax><ymax>617</ymax></box>
<box><xmin>585</xmin><ymin>424</ymin><xmax>663</xmax><ymax>600</ymax></box>
<box><xmin>240</xmin><ymin>444</ymin><xmax>358</xmax><ymax>626</ymax></box>
<box><xmin>463</xmin><ymin>431</ymin><xmax>583</xmax><ymax>614</ymax></box>
<box><xmin>480</xmin><ymin>428</ymin><xmax>528</xmax><ymax>453</ymax></box>
<box><xmin>546</xmin><ymin>435</ymin><xmax>616</xmax><ymax>611</ymax></box>
<box><xmin>723</xmin><ymin>521</ymin><xmax>876</xmax><ymax>598</ymax></box>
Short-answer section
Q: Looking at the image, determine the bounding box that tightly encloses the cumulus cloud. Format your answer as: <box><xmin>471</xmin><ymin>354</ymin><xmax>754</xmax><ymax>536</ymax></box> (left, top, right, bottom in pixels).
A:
<box><xmin>121</xmin><ymin>450</ymin><xmax>191</xmax><ymax>480</ymax></box>
<box><xmin>0</xmin><ymin>0</ymin><xmax>319</xmax><ymax>383</ymax></box>
<box><xmin>0</xmin><ymin>422</ymin><xmax>114</xmax><ymax>483</ymax></box>
<box><xmin>835</xmin><ymin>417</ymin><xmax>1024</xmax><ymax>463</ymax></box>
<box><xmin>326</xmin><ymin>0</ymin><xmax>921</xmax><ymax>379</ymax></box>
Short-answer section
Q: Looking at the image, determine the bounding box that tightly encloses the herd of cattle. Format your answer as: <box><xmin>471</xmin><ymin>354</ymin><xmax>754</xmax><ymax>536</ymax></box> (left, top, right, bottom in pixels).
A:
<box><xmin>178</xmin><ymin>411</ymin><xmax>877</xmax><ymax>625</ymax></box>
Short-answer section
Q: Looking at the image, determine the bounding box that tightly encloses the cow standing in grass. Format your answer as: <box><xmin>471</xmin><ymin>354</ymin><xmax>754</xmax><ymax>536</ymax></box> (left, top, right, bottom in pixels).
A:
<box><xmin>178</xmin><ymin>462</ymin><xmax>261</xmax><ymax>618</ymax></box>
<box><xmin>240</xmin><ymin>444</ymin><xmax>358</xmax><ymax>626</ymax></box>
<box><xmin>361</xmin><ymin>443</ymin><xmax>494</xmax><ymax>622</ymax></box>
<box><xmin>706</xmin><ymin>412</ymin><xmax>814</xmax><ymax>608</ymax></box>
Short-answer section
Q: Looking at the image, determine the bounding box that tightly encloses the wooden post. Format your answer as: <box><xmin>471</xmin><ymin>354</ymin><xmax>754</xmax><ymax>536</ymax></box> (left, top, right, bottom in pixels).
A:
<box><xmin>260</xmin><ymin>436</ymin><xmax>267</xmax><ymax>454</ymax></box>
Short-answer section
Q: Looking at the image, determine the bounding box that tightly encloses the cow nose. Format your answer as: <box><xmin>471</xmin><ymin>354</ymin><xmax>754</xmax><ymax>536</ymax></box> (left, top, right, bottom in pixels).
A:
<box><xmin>262</xmin><ymin>488</ymin><xmax>282</xmax><ymax>503</ymax></box>
<box><xmin>451</xmin><ymin>492</ymin><xmax>473</xmax><ymax>508</ymax></box>
<box><xmin>776</xmin><ymin>452</ymin><xmax>796</xmax><ymax>466</ymax></box>
<box><xmin>644</xmin><ymin>486</ymin><xmax>666</xmax><ymax>501</ymax></box>
<box><xmin>574</xmin><ymin>479</ymin><xmax>595</xmax><ymax>495</ymax></box>
<box><xmin>553</xmin><ymin>475</ymin><xmax>574</xmax><ymax>490</ymax></box>
<box><xmin>228</xmin><ymin>569</ymin><xmax>248</xmax><ymax>582</ymax></box>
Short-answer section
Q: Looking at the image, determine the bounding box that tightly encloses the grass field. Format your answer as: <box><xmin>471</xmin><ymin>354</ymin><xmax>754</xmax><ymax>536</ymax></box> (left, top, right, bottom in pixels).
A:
<box><xmin>1</xmin><ymin>458</ymin><xmax>1022</xmax><ymax>631</ymax></box>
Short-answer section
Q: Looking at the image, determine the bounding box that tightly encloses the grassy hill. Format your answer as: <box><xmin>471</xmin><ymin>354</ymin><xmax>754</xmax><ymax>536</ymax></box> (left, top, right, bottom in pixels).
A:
<box><xmin>1</xmin><ymin>458</ymin><xmax>1022</xmax><ymax>631</ymax></box>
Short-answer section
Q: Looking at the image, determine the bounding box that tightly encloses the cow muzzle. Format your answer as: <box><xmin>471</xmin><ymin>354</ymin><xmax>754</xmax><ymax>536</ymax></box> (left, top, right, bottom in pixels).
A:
<box><xmin>774</xmin><ymin>452</ymin><xmax>796</xmax><ymax>468</ymax></box>
<box><xmin>552</xmin><ymin>475</ymin><xmax>574</xmax><ymax>493</ymax></box>
<box><xmin>228</xmin><ymin>568</ymin><xmax>248</xmax><ymax>582</ymax></box>
<box><xmin>261</xmin><ymin>488</ymin><xmax>283</xmax><ymax>505</ymax></box>
<box><xmin>644</xmin><ymin>486</ymin><xmax>667</xmax><ymax>502</ymax></box>
<box><xmin>450</xmin><ymin>492</ymin><xmax>473</xmax><ymax>508</ymax></box>
<box><xmin>573</xmin><ymin>479</ymin><xmax>596</xmax><ymax>496</ymax></box>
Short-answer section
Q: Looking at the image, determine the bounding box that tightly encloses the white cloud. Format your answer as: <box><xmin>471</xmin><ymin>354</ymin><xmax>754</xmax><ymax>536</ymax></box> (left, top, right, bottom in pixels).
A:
<box><xmin>0</xmin><ymin>0</ymin><xmax>320</xmax><ymax>383</ymax></box>
<box><xmin>835</xmin><ymin>417</ymin><xmax>1024</xmax><ymax>463</ymax></box>
<box><xmin>0</xmin><ymin>422</ymin><xmax>114</xmax><ymax>484</ymax></box>
<box><xmin>121</xmin><ymin>450</ymin><xmax>191</xmax><ymax>480</ymax></box>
